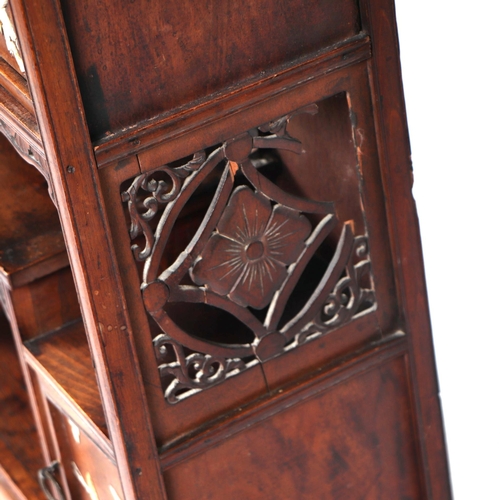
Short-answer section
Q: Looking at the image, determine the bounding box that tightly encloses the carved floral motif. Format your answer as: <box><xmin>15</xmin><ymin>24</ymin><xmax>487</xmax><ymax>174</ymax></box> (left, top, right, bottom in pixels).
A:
<box><xmin>191</xmin><ymin>186</ymin><xmax>311</xmax><ymax>310</ymax></box>
<box><xmin>122</xmin><ymin>103</ymin><xmax>377</xmax><ymax>404</ymax></box>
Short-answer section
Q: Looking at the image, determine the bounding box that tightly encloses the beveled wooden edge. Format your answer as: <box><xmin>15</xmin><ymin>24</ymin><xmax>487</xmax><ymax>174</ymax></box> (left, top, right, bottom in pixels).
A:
<box><xmin>0</xmin><ymin>312</ymin><xmax>46</xmax><ymax>500</ymax></box>
<box><xmin>0</xmin><ymin>275</ymin><xmax>55</xmax><ymax>472</ymax></box>
<box><xmin>0</xmin><ymin>250</ymin><xmax>69</xmax><ymax>290</ymax></box>
<box><xmin>159</xmin><ymin>334</ymin><xmax>408</xmax><ymax>470</ymax></box>
<box><xmin>94</xmin><ymin>33</ymin><xmax>371</xmax><ymax>169</ymax></box>
<box><xmin>23</xmin><ymin>345</ymin><xmax>116</xmax><ymax>465</ymax></box>
<box><xmin>11</xmin><ymin>0</ymin><xmax>167</xmax><ymax>497</ymax></box>
<box><xmin>0</xmin><ymin>57</ymin><xmax>33</xmax><ymax>112</ymax></box>
<box><xmin>359</xmin><ymin>0</ymin><xmax>452</xmax><ymax>498</ymax></box>
<box><xmin>129</xmin><ymin>60</ymin><xmax>372</xmax><ymax>178</ymax></box>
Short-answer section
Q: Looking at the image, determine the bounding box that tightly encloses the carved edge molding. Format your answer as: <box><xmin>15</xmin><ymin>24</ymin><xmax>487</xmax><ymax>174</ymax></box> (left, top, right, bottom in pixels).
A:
<box><xmin>0</xmin><ymin>118</ymin><xmax>55</xmax><ymax>202</ymax></box>
<box><xmin>0</xmin><ymin>118</ymin><xmax>42</xmax><ymax>168</ymax></box>
<box><xmin>122</xmin><ymin>103</ymin><xmax>377</xmax><ymax>404</ymax></box>
<box><xmin>95</xmin><ymin>34</ymin><xmax>371</xmax><ymax>168</ymax></box>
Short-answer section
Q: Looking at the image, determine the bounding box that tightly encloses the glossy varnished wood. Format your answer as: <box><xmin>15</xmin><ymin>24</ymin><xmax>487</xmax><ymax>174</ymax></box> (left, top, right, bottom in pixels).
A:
<box><xmin>95</xmin><ymin>35</ymin><xmax>371</xmax><ymax>169</ymax></box>
<box><xmin>0</xmin><ymin>36</ymin><xmax>45</xmax><ymax>177</ymax></box>
<box><xmin>0</xmin><ymin>0</ymin><xmax>452</xmax><ymax>497</ymax></box>
<box><xmin>0</xmin><ymin>58</ymin><xmax>33</xmax><ymax>113</ymax></box>
<box><xmin>359</xmin><ymin>0</ymin><xmax>452</xmax><ymax>496</ymax></box>
<box><xmin>0</xmin><ymin>313</ymin><xmax>44</xmax><ymax>500</ymax></box>
<box><xmin>24</xmin><ymin>320</ymin><xmax>111</xmax><ymax>454</ymax></box>
<box><xmin>164</xmin><ymin>341</ymin><xmax>422</xmax><ymax>499</ymax></box>
<box><xmin>11</xmin><ymin>0</ymin><xmax>167</xmax><ymax>496</ymax></box>
<box><xmin>158</xmin><ymin>334</ymin><xmax>407</xmax><ymax>468</ymax></box>
<box><xmin>48</xmin><ymin>404</ymin><xmax>123</xmax><ymax>500</ymax></box>
<box><xmin>61</xmin><ymin>0</ymin><xmax>361</xmax><ymax>141</ymax></box>
<box><xmin>11</xmin><ymin>267</ymin><xmax>80</xmax><ymax>342</ymax></box>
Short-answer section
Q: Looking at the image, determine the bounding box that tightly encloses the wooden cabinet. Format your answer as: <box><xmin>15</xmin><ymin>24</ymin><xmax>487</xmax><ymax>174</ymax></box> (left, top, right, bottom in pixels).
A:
<box><xmin>0</xmin><ymin>0</ymin><xmax>452</xmax><ymax>498</ymax></box>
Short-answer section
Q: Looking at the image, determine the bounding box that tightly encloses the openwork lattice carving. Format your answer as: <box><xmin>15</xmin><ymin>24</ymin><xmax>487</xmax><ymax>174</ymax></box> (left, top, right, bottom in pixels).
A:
<box><xmin>121</xmin><ymin>151</ymin><xmax>205</xmax><ymax>261</ymax></box>
<box><xmin>153</xmin><ymin>334</ymin><xmax>252</xmax><ymax>404</ymax></box>
<box><xmin>122</xmin><ymin>103</ymin><xmax>376</xmax><ymax>403</ymax></box>
<box><xmin>292</xmin><ymin>235</ymin><xmax>375</xmax><ymax>347</ymax></box>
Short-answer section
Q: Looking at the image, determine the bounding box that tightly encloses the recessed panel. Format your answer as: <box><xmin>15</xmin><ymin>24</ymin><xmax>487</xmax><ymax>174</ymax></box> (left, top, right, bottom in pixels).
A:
<box><xmin>163</xmin><ymin>356</ymin><xmax>422</xmax><ymax>499</ymax></box>
<box><xmin>120</xmin><ymin>94</ymin><xmax>385</xmax><ymax>407</ymax></box>
<box><xmin>61</xmin><ymin>0</ymin><xmax>360</xmax><ymax>139</ymax></box>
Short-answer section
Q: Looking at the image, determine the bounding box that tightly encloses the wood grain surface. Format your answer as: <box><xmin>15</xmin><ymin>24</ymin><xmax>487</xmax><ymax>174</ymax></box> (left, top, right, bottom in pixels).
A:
<box><xmin>0</xmin><ymin>0</ymin><xmax>452</xmax><ymax>497</ymax></box>
<box><xmin>0</xmin><ymin>313</ymin><xmax>44</xmax><ymax>499</ymax></box>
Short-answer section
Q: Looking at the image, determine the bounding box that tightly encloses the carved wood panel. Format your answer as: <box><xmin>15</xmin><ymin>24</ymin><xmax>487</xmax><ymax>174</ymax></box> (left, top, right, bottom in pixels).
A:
<box><xmin>122</xmin><ymin>101</ymin><xmax>376</xmax><ymax>404</ymax></box>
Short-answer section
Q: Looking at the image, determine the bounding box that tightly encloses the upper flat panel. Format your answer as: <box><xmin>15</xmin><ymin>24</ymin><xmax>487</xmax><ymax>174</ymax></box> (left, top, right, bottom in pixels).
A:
<box><xmin>60</xmin><ymin>0</ymin><xmax>360</xmax><ymax>140</ymax></box>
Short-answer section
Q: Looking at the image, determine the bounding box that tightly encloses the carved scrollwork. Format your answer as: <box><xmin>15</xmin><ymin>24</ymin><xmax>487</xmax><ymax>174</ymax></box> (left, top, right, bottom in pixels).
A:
<box><xmin>153</xmin><ymin>334</ymin><xmax>251</xmax><ymax>404</ymax></box>
<box><xmin>122</xmin><ymin>103</ymin><xmax>377</xmax><ymax>403</ymax></box>
<box><xmin>292</xmin><ymin>235</ymin><xmax>376</xmax><ymax>347</ymax></box>
<box><xmin>320</xmin><ymin>236</ymin><xmax>375</xmax><ymax>327</ymax></box>
<box><xmin>121</xmin><ymin>151</ymin><xmax>206</xmax><ymax>261</ymax></box>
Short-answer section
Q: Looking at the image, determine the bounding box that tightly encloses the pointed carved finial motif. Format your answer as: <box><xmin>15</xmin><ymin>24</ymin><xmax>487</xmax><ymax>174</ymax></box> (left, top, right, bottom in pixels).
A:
<box><xmin>191</xmin><ymin>186</ymin><xmax>312</xmax><ymax>310</ymax></box>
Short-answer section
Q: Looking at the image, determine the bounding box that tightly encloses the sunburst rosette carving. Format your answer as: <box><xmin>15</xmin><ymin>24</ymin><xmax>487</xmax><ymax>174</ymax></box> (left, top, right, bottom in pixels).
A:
<box><xmin>191</xmin><ymin>186</ymin><xmax>311</xmax><ymax>310</ymax></box>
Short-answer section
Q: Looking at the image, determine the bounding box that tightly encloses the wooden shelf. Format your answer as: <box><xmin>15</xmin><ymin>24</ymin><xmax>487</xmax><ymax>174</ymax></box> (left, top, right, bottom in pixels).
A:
<box><xmin>0</xmin><ymin>313</ymin><xmax>44</xmax><ymax>500</ymax></box>
<box><xmin>0</xmin><ymin>0</ymin><xmax>452</xmax><ymax>497</ymax></box>
<box><xmin>0</xmin><ymin>134</ymin><xmax>66</xmax><ymax>289</ymax></box>
<box><xmin>23</xmin><ymin>320</ymin><xmax>113</xmax><ymax>461</ymax></box>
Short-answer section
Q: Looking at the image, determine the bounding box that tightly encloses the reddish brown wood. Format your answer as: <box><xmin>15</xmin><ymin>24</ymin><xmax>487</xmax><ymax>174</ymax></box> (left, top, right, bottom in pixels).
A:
<box><xmin>359</xmin><ymin>0</ymin><xmax>453</xmax><ymax>497</ymax></box>
<box><xmin>118</xmin><ymin>104</ymin><xmax>384</xmax><ymax>407</ymax></box>
<box><xmin>0</xmin><ymin>313</ymin><xmax>44</xmax><ymax>500</ymax></box>
<box><xmin>12</xmin><ymin>267</ymin><xmax>80</xmax><ymax>342</ymax></box>
<box><xmin>0</xmin><ymin>0</ymin><xmax>451</xmax><ymax>498</ymax></box>
<box><xmin>99</xmin><ymin>157</ymin><xmax>270</xmax><ymax>447</ymax></box>
<box><xmin>164</xmin><ymin>351</ymin><xmax>422</xmax><ymax>499</ymax></box>
<box><xmin>61</xmin><ymin>0</ymin><xmax>361</xmax><ymax>141</ymax></box>
<box><xmin>0</xmin><ymin>104</ymin><xmax>46</xmax><ymax>178</ymax></box>
<box><xmin>11</xmin><ymin>0</ymin><xmax>167</xmax><ymax>497</ymax></box>
<box><xmin>159</xmin><ymin>333</ymin><xmax>407</xmax><ymax>469</ymax></box>
<box><xmin>0</xmin><ymin>59</ymin><xmax>33</xmax><ymax>113</ymax></box>
<box><xmin>27</xmin><ymin>367</ymin><xmax>67</xmax><ymax>487</ymax></box>
<box><xmin>97</xmin><ymin>35</ymin><xmax>371</xmax><ymax>170</ymax></box>
<box><xmin>0</xmin><ymin>3</ymin><xmax>25</xmax><ymax>73</ymax></box>
<box><xmin>24</xmin><ymin>320</ymin><xmax>109</xmax><ymax>443</ymax></box>
<box><xmin>0</xmin><ymin>127</ymin><xmax>75</xmax><ymax>499</ymax></box>
<box><xmin>48</xmin><ymin>403</ymin><xmax>123</xmax><ymax>500</ymax></box>
<box><xmin>0</xmin><ymin>133</ymin><xmax>66</xmax><ymax>288</ymax></box>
